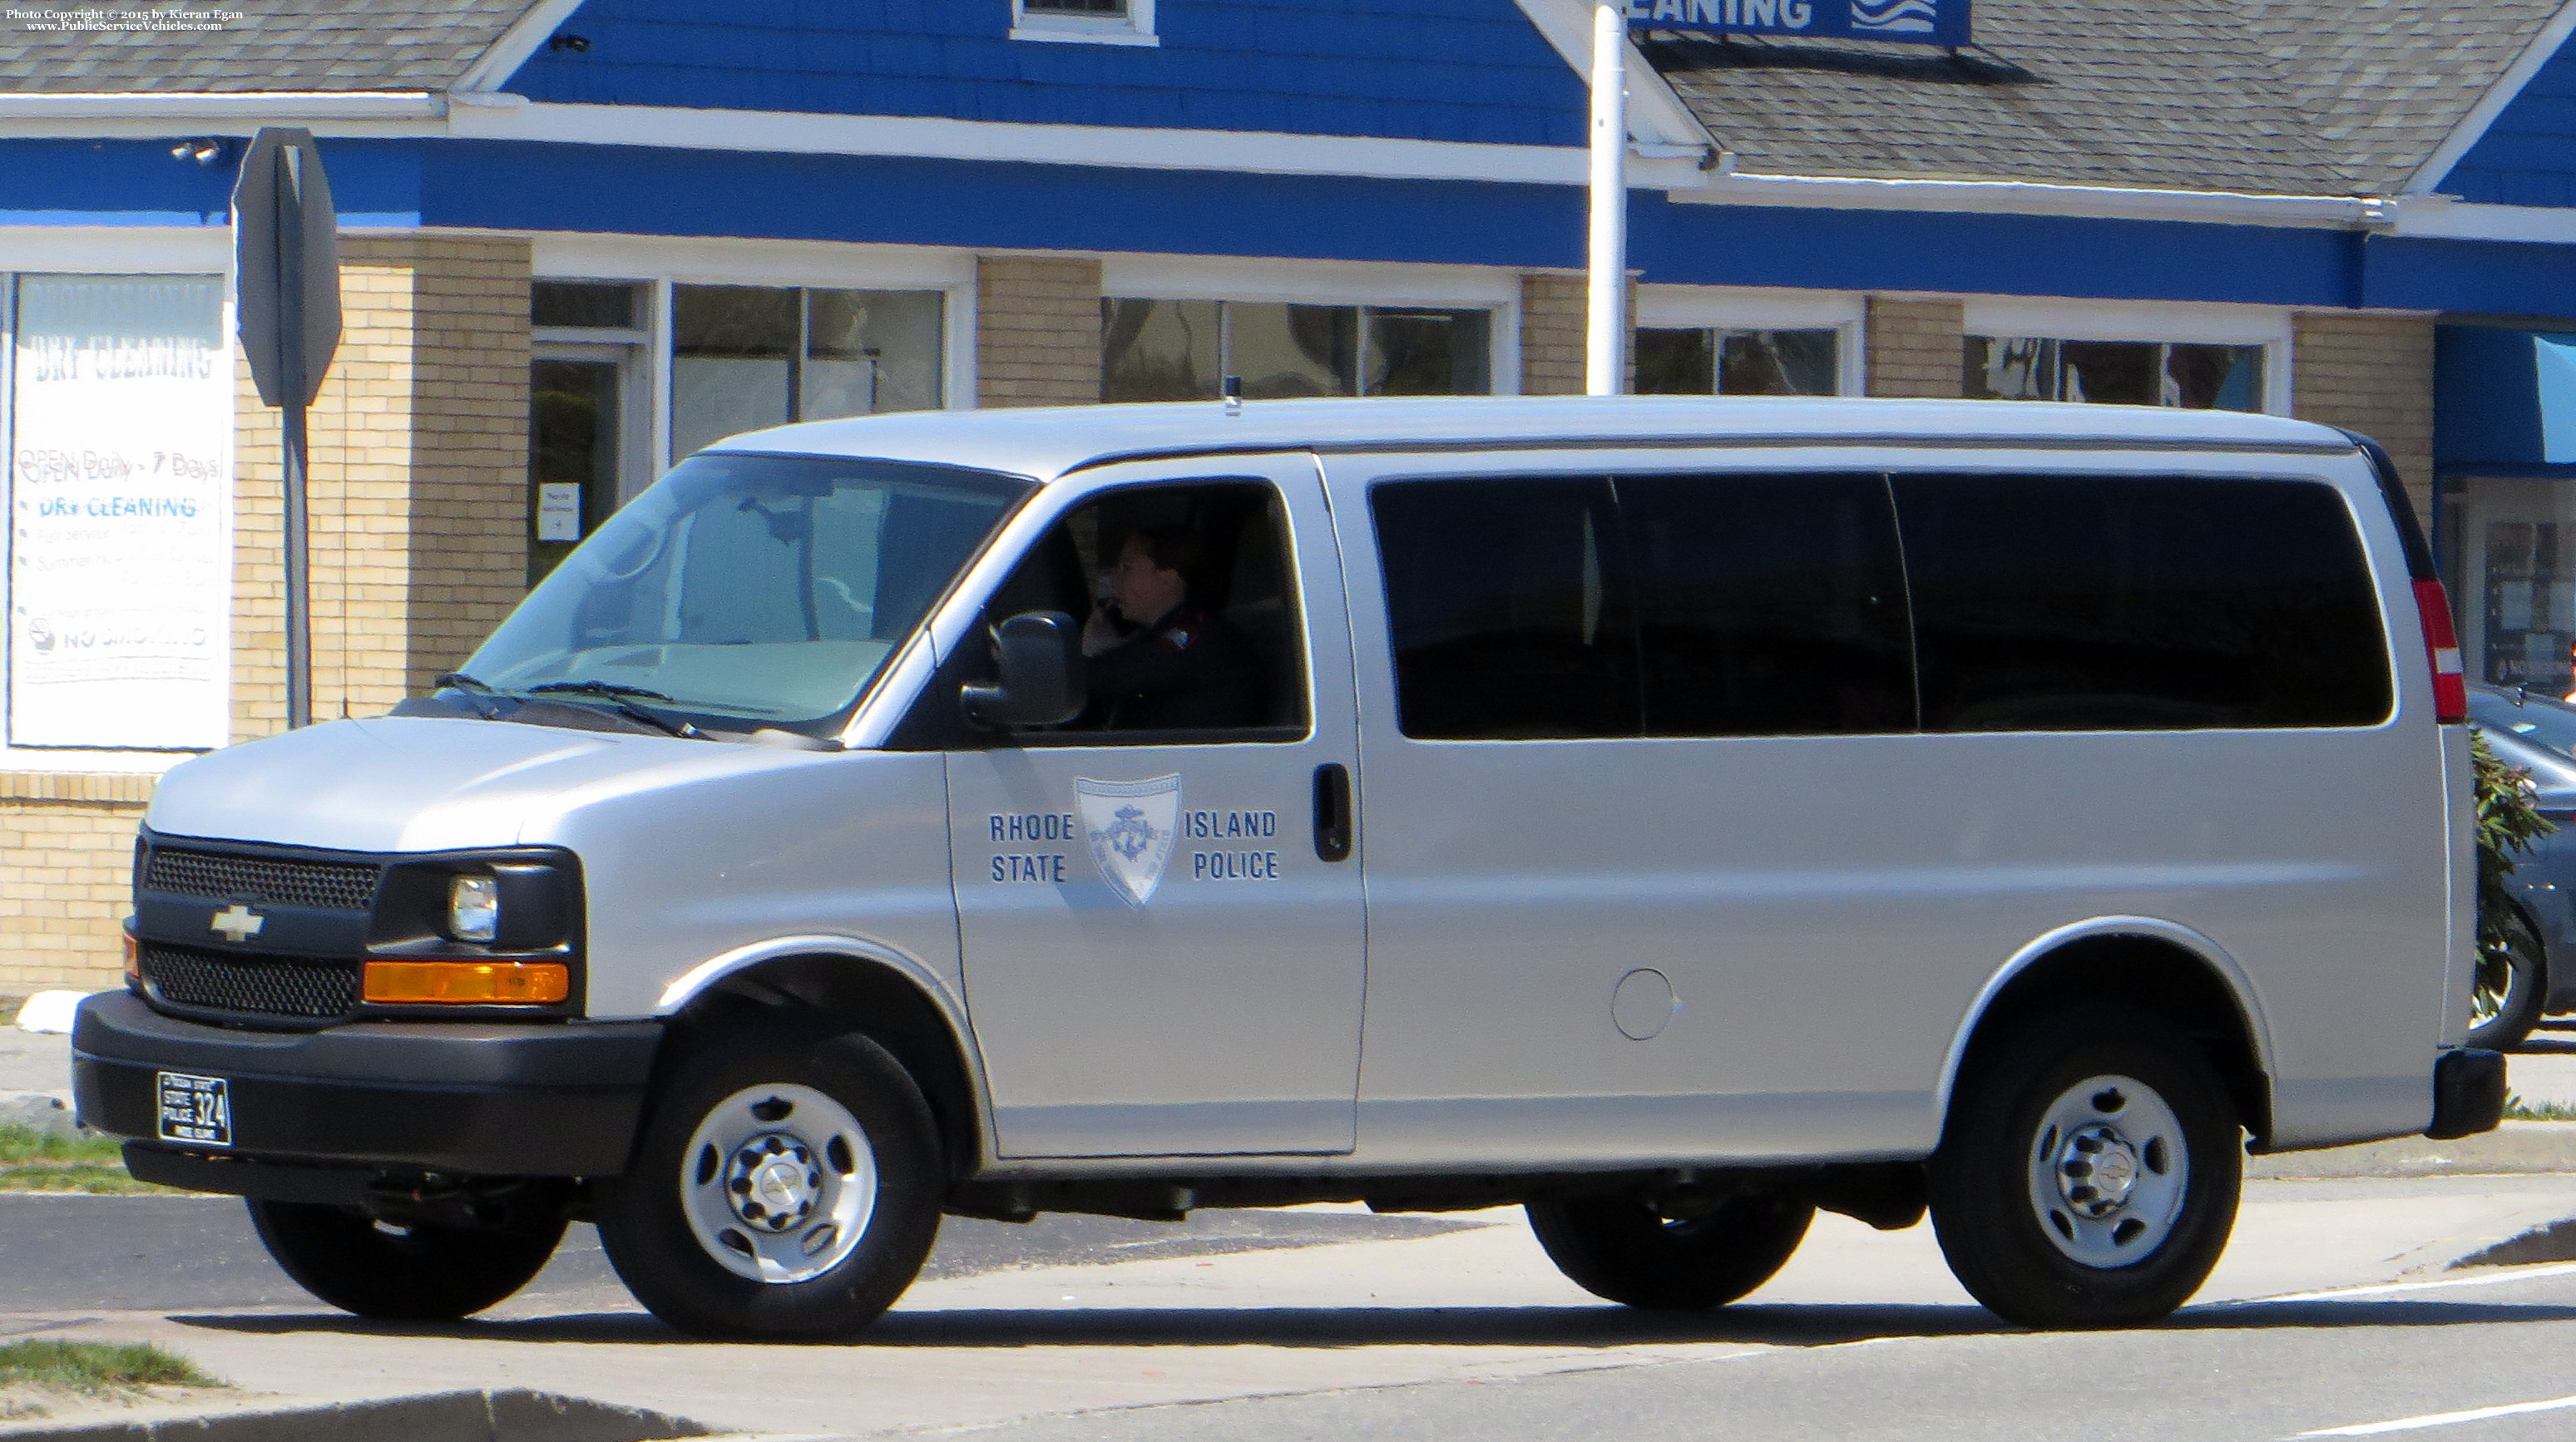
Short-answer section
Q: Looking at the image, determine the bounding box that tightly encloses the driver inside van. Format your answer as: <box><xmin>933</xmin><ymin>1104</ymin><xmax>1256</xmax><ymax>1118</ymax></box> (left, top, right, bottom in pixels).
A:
<box><xmin>1080</xmin><ymin>526</ymin><xmax>1263</xmax><ymax>729</ymax></box>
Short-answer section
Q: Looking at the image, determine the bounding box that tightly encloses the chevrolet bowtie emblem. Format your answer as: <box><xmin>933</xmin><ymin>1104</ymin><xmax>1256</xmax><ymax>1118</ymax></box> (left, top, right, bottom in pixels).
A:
<box><xmin>210</xmin><ymin>904</ymin><xmax>265</xmax><ymax>944</ymax></box>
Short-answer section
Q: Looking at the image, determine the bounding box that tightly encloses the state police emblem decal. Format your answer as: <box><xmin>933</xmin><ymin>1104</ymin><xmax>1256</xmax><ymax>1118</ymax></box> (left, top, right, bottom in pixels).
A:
<box><xmin>1075</xmin><ymin>774</ymin><xmax>1183</xmax><ymax>908</ymax></box>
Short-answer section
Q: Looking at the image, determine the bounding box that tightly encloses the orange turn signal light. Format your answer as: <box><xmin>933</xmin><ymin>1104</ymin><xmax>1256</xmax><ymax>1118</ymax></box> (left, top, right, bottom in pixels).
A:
<box><xmin>122</xmin><ymin>932</ymin><xmax>140</xmax><ymax>984</ymax></box>
<box><xmin>363</xmin><ymin>961</ymin><xmax>569</xmax><ymax>1005</ymax></box>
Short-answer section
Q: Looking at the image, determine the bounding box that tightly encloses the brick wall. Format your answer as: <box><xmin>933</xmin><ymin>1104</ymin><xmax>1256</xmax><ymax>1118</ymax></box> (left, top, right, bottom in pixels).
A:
<box><xmin>2293</xmin><ymin>311</ymin><xmax>2438</xmax><ymax>530</ymax></box>
<box><xmin>233</xmin><ymin>234</ymin><xmax>532</xmax><ymax>733</ymax></box>
<box><xmin>979</xmin><ymin>255</ymin><xmax>1103</xmax><ymax>406</ymax></box>
<box><xmin>1866</xmin><ymin>297</ymin><xmax>1965</xmax><ymax>399</ymax></box>
<box><xmin>1519</xmin><ymin>273</ymin><xmax>1635</xmax><ymax>395</ymax></box>
<box><xmin>0</xmin><ymin>774</ymin><xmax>154</xmax><ymax>995</ymax></box>
<box><xmin>1521</xmin><ymin>274</ymin><xmax>1586</xmax><ymax>396</ymax></box>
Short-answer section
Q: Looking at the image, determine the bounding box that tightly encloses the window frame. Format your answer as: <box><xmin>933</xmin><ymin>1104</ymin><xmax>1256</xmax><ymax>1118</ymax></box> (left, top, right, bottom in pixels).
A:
<box><xmin>1634</xmin><ymin>287</ymin><xmax>1864</xmax><ymax>396</ymax></box>
<box><xmin>1100</xmin><ymin>297</ymin><xmax>1501</xmax><ymax>402</ymax></box>
<box><xmin>1011</xmin><ymin>0</ymin><xmax>1159</xmax><ymax>47</ymax></box>
<box><xmin>1958</xmin><ymin>299</ymin><xmax>2292</xmax><ymax>415</ymax></box>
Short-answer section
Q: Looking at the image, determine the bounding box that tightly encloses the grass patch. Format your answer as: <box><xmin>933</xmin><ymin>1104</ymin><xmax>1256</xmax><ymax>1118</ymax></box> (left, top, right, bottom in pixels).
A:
<box><xmin>0</xmin><ymin>1123</ymin><xmax>171</xmax><ymax>1194</ymax></box>
<box><xmin>2504</xmin><ymin>1092</ymin><xmax>2576</xmax><ymax>1122</ymax></box>
<box><xmin>0</xmin><ymin>1340</ymin><xmax>220</xmax><ymax>1392</ymax></box>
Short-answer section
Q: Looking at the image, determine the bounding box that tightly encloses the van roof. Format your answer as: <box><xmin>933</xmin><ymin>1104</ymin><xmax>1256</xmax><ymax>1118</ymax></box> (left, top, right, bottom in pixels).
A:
<box><xmin>709</xmin><ymin>396</ymin><xmax>2361</xmax><ymax>483</ymax></box>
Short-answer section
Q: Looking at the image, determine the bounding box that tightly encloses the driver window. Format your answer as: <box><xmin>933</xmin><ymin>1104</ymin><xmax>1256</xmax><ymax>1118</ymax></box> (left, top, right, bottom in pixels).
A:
<box><xmin>987</xmin><ymin>481</ymin><xmax>1308</xmax><ymax>741</ymax></box>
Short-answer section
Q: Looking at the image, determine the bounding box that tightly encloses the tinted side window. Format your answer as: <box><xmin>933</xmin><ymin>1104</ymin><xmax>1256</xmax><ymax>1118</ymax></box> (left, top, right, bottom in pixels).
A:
<box><xmin>1619</xmin><ymin>474</ymin><xmax>1914</xmax><ymax>736</ymax></box>
<box><xmin>955</xmin><ymin>480</ymin><xmax>1310</xmax><ymax>744</ymax></box>
<box><xmin>1372</xmin><ymin>478</ymin><xmax>1639</xmax><ymax>739</ymax></box>
<box><xmin>1895</xmin><ymin>475</ymin><xmax>2391</xmax><ymax>732</ymax></box>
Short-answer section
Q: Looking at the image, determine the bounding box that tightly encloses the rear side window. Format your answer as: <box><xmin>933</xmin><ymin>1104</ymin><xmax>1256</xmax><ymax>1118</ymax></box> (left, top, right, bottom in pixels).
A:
<box><xmin>1894</xmin><ymin>475</ymin><xmax>2391</xmax><ymax>732</ymax></box>
<box><xmin>1621</xmin><ymin>474</ymin><xmax>1914</xmax><ymax>736</ymax></box>
<box><xmin>1372</xmin><ymin>479</ymin><xmax>1639</xmax><ymax>739</ymax></box>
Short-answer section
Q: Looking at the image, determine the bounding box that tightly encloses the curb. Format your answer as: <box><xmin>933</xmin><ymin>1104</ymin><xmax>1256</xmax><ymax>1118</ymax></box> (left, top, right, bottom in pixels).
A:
<box><xmin>0</xmin><ymin>1389</ymin><xmax>713</xmax><ymax>1442</ymax></box>
<box><xmin>2250</xmin><ymin>1120</ymin><xmax>2576</xmax><ymax>1180</ymax></box>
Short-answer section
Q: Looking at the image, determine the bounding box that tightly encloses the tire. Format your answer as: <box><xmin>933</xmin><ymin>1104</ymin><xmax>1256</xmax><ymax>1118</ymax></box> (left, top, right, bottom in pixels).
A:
<box><xmin>1526</xmin><ymin>1192</ymin><xmax>1813</xmax><ymax>1310</ymax></box>
<box><xmin>248</xmin><ymin>1189</ymin><xmax>567</xmax><ymax>1321</ymax></box>
<box><xmin>1928</xmin><ymin>1002</ymin><xmax>2240</xmax><ymax>1330</ymax></box>
<box><xmin>594</xmin><ymin>1017</ymin><xmax>943</xmax><ymax>1340</ymax></box>
<box><xmin>2469</xmin><ymin>905</ymin><xmax>2547</xmax><ymax>1053</ymax></box>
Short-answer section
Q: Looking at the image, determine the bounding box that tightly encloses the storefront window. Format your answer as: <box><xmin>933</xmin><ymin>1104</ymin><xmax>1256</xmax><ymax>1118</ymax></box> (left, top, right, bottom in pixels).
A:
<box><xmin>670</xmin><ymin>284</ymin><xmax>943</xmax><ymax>459</ymax></box>
<box><xmin>1101</xmin><ymin>299</ymin><xmax>1493</xmax><ymax>402</ymax></box>
<box><xmin>1965</xmin><ymin>337</ymin><xmax>2265</xmax><ymax>411</ymax></box>
<box><xmin>4</xmin><ymin>274</ymin><xmax>233</xmax><ymax>751</ymax></box>
<box><xmin>1636</xmin><ymin>327</ymin><xmax>1840</xmax><ymax>396</ymax></box>
<box><xmin>2453</xmin><ymin>478</ymin><xmax>2576</xmax><ymax>694</ymax></box>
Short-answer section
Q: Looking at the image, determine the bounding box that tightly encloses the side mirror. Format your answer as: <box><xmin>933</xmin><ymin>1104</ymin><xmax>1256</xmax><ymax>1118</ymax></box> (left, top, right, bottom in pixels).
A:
<box><xmin>962</xmin><ymin>611</ymin><xmax>1085</xmax><ymax>730</ymax></box>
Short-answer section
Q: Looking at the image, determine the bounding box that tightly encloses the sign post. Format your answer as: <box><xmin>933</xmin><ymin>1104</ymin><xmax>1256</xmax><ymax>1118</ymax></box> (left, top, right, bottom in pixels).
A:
<box><xmin>232</xmin><ymin>127</ymin><xmax>341</xmax><ymax>730</ymax></box>
<box><xmin>1588</xmin><ymin>4</ymin><xmax>1973</xmax><ymax>392</ymax></box>
<box><xmin>1587</xmin><ymin>3</ymin><xmax>1628</xmax><ymax>398</ymax></box>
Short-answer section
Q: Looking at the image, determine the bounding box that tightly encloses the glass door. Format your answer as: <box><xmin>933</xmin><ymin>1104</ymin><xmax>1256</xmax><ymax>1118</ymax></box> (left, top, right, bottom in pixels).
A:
<box><xmin>527</xmin><ymin>349</ymin><xmax>629</xmax><ymax>587</ymax></box>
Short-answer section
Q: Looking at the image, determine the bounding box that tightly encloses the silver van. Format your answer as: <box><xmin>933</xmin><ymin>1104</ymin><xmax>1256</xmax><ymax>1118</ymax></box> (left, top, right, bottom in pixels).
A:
<box><xmin>73</xmin><ymin>398</ymin><xmax>2502</xmax><ymax>1336</ymax></box>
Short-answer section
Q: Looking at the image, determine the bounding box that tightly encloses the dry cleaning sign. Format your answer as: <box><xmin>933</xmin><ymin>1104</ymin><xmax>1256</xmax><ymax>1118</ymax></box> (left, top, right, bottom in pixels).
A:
<box><xmin>8</xmin><ymin>276</ymin><xmax>233</xmax><ymax>750</ymax></box>
<box><xmin>1626</xmin><ymin>0</ymin><xmax>1970</xmax><ymax>46</ymax></box>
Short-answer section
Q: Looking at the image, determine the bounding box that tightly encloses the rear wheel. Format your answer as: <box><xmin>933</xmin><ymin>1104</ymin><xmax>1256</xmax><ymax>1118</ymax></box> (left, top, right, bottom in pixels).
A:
<box><xmin>249</xmin><ymin>1189</ymin><xmax>566</xmax><ymax>1321</ymax></box>
<box><xmin>595</xmin><ymin>1018</ymin><xmax>942</xmax><ymax>1340</ymax></box>
<box><xmin>1928</xmin><ymin>1003</ymin><xmax>2239</xmax><ymax>1329</ymax></box>
<box><xmin>1526</xmin><ymin>1192</ymin><xmax>1812</xmax><ymax>1310</ymax></box>
<box><xmin>2470</xmin><ymin>905</ymin><xmax>2546</xmax><ymax>1052</ymax></box>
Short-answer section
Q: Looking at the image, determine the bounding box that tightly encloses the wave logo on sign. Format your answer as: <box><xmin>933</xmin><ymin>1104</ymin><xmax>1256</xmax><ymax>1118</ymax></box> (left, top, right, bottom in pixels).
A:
<box><xmin>1076</xmin><ymin>774</ymin><xmax>1183</xmax><ymax>909</ymax></box>
<box><xmin>1852</xmin><ymin>0</ymin><xmax>1936</xmax><ymax>32</ymax></box>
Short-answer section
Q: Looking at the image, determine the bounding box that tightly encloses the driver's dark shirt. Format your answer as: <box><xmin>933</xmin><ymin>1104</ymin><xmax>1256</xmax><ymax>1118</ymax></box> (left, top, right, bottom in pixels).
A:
<box><xmin>1085</xmin><ymin>604</ymin><xmax>1263</xmax><ymax>730</ymax></box>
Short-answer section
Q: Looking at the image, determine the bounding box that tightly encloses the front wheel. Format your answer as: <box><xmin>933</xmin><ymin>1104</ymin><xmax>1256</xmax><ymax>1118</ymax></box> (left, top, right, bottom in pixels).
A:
<box><xmin>1928</xmin><ymin>1003</ymin><xmax>2240</xmax><ymax>1330</ymax></box>
<box><xmin>1527</xmin><ymin>1192</ymin><xmax>1813</xmax><ymax>1310</ymax></box>
<box><xmin>595</xmin><ymin>1019</ymin><xmax>943</xmax><ymax>1340</ymax></box>
<box><xmin>249</xmin><ymin>1189</ymin><xmax>566</xmax><ymax>1321</ymax></box>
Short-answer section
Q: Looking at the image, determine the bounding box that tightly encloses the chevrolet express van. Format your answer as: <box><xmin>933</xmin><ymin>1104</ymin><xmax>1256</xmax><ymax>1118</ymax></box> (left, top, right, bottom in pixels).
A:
<box><xmin>72</xmin><ymin>397</ymin><xmax>2502</xmax><ymax>1337</ymax></box>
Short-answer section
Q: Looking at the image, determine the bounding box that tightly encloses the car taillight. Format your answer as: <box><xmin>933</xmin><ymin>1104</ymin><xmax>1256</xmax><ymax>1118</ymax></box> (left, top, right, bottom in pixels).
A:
<box><xmin>2415</xmin><ymin>578</ymin><xmax>2467</xmax><ymax>724</ymax></box>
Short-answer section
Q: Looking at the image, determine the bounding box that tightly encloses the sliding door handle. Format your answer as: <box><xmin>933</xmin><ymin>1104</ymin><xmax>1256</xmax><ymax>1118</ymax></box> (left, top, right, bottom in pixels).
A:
<box><xmin>1313</xmin><ymin>763</ymin><xmax>1353</xmax><ymax>863</ymax></box>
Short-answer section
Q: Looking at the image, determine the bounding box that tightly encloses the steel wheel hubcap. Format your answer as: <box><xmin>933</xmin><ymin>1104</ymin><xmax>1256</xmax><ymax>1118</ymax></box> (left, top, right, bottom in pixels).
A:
<box><xmin>680</xmin><ymin>1083</ymin><xmax>876</xmax><ymax>1285</ymax></box>
<box><xmin>2026</xmin><ymin>1074</ymin><xmax>2188</xmax><ymax>1268</ymax></box>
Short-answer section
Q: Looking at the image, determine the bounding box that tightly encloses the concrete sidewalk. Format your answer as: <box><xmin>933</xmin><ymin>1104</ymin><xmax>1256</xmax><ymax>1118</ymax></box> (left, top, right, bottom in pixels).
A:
<box><xmin>12</xmin><ymin>1174</ymin><xmax>2576</xmax><ymax>1441</ymax></box>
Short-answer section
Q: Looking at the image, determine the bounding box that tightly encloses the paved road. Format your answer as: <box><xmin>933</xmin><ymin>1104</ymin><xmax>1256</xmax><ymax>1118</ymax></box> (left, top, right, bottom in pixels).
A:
<box><xmin>8</xmin><ymin>1174</ymin><xmax>2576</xmax><ymax>1440</ymax></box>
<box><xmin>0</xmin><ymin>1193</ymin><xmax>1476</xmax><ymax>1315</ymax></box>
<box><xmin>948</xmin><ymin>1263</ymin><xmax>2576</xmax><ymax>1442</ymax></box>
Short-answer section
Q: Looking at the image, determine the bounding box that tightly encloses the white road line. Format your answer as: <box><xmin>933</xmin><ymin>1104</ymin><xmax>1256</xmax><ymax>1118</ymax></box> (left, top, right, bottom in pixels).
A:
<box><xmin>2297</xmin><ymin>1392</ymin><xmax>2576</xmax><ymax>1436</ymax></box>
<box><xmin>2227</xmin><ymin>1260</ymin><xmax>2576</xmax><ymax>1306</ymax></box>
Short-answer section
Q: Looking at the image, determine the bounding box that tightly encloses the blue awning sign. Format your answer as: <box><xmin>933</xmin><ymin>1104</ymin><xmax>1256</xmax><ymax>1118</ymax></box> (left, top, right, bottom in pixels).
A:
<box><xmin>1626</xmin><ymin>0</ymin><xmax>1972</xmax><ymax>47</ymax></box>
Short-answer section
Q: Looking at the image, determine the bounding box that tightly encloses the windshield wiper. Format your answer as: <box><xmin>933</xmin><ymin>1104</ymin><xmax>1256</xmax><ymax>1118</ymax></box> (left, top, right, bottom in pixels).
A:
<box><xmin>527</xmin><ymin>680</ymin><xmax>704</xmax><ymax>739</ymax></box>
<box><xmin>431</xmin><ymin>671</ymin><xmax>505</xmax><ymax>719</ymax></box>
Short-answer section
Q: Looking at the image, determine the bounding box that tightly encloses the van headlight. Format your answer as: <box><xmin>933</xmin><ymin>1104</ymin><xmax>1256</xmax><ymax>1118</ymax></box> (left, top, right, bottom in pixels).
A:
<box><xmin>447</xmin><ymin>875</ymin><xmax>501</xmax><ymax>942</ymax></box>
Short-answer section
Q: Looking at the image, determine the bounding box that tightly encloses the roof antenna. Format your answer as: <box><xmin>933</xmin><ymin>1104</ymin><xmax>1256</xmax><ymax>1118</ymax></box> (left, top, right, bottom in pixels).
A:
<box><xmin>1223</xmin><ymin>375</ymin><xmax>1243</xmax><ymax>417</ymax></box>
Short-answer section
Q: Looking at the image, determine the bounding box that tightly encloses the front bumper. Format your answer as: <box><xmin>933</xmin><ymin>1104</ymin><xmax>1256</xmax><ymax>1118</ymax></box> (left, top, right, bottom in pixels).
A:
<box><xmin>2427</xmin><ymin>1047</ymin><xmax>2508</xmax><ymax>1141</ymax></box>
<box><xmin>72</xmin><ymin>990</ymin><xmax>662</xmax><ymax>1182</ymax></box>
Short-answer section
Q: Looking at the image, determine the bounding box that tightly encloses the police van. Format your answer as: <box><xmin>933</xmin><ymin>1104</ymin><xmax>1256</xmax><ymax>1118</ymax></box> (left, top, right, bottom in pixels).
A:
<box><xmin>72</xmin><ymin>397</ymin><xmax>2502</xmax><ymax>1337</ymax></box>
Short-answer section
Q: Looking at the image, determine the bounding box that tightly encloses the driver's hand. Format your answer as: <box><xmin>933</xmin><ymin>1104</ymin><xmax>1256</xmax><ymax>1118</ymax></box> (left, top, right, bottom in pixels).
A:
<box><xmin>1081</xmin><ymin>601</ymin><xmax>1125</xmax><ymax>657</ymax></box>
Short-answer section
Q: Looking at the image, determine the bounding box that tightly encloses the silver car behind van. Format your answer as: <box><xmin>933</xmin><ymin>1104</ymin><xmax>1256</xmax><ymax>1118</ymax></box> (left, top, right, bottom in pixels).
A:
<box><xmin>72</xmin><ymin>397</ymin><xmax>2500</xmax><ymax>1336</ymax></box>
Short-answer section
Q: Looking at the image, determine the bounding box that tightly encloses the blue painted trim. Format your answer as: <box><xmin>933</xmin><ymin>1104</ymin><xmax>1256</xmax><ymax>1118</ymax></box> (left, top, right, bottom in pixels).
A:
<box><xmin>9</xmin><ymin>138</ymin><xmax>2576</xmax><ymax>325</ymax></box>
<box><xmin>0</xmin><ymin>139</ymin><xmax>425</xmax><ymax>229</ymax></box>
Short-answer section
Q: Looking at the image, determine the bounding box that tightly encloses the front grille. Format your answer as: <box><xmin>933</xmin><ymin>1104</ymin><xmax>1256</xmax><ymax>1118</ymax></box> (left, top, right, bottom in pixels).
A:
<box><xmin>144</xmin><ymin>848</ymin><xmax>380</xmax><ymax>911</ymax></box>
<box><xmin>141</xmin><ymin>944</ymin><xmax>359</xmax><ymax>1021</ymax></box>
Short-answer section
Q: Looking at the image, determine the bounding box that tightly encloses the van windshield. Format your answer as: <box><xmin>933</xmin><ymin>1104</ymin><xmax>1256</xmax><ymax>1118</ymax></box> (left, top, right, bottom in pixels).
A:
<box><xmin>462</xmin><ymin>452</ymin><xmax>1027</xmax><ymax>731</ymax></box>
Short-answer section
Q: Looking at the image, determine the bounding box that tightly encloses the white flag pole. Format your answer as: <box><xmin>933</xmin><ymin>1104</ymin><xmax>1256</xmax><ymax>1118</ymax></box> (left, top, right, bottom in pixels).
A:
<box><xmin>1585</xmin><ymin>2</ymin><xmax>1628</xmax><ymax>397</ymax></box>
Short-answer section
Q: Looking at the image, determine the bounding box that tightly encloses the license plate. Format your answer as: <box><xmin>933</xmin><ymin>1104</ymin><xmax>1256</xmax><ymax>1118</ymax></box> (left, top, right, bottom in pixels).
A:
<box><xmin>155</xmin><ymin>1072</ymin><xmax>231</xmax><ymax>1147</ymax></box>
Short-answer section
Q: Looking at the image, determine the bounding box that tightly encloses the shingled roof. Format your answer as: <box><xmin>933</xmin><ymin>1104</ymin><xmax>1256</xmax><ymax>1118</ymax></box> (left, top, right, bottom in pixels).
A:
<box><xmin>1646</xmin><ymin>0</ymin><xmax>2567</xmax><ymax>197</ymax></box>
<box><xmin>0</xmin><ymin>0</ymin><xmax>542</xmax><ymax>93</ymax></box>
